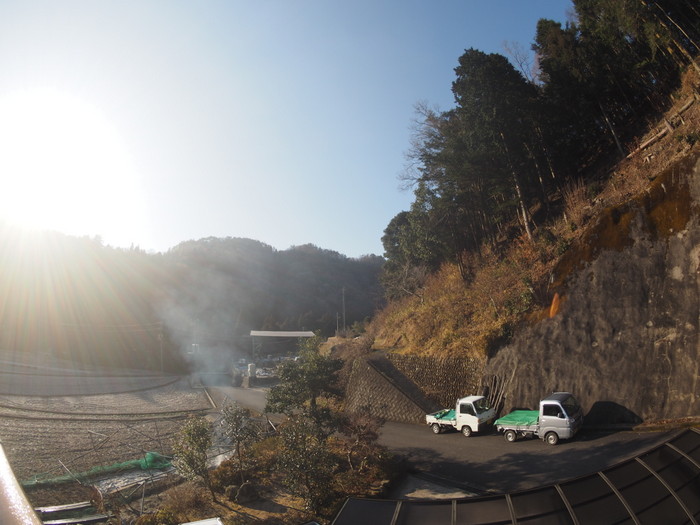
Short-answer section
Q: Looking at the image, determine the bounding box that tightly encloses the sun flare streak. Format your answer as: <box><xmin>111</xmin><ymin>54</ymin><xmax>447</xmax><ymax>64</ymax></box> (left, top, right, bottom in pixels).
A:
<box><xmin>0</xmin><ymin>88</ymin><xmax>149</xmax><ymax>248</ymax></box>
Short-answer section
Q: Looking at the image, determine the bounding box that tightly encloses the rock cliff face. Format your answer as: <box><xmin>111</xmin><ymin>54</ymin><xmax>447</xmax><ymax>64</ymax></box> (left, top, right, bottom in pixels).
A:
<box><xmin>486</xmin><ymin>154</ymin><xmax>700</xmax><ymax>424</ymax></box>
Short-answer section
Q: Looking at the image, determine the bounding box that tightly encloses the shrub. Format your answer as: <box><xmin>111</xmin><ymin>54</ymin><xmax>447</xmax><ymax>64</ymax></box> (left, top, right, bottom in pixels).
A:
<box><xmin>134</xmin><ymin>509</ymin><xmax>178</xmax><ymax>525</ymax></box>
<box><xmin>250</xmin><ymin>436</ymin><xmax>280</xmax><ymax>466</ymax></box>
<box><xmin>172</xmin><ymin>415</ymin><xmax>215</xmax><ymax>500</ymax></box>
<box><xmin>210</xmin><ymin>458</ymin><xmax>244</xmax><ymax>492</ymax></box>
<box><xmin>161</xmin><ymin>482</ymin><xmax>208</xmax><ymax>516</ymax></box>
<box><xmin>277</xmin><ymin>415</ymin><xmax>337</xmax><ymax>513</ymax></box>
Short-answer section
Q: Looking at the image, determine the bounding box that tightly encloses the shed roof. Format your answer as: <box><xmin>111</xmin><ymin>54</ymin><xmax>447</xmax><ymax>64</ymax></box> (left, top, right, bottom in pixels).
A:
<box><xmin>250</xmin><ymin>330</ymin><xmax>315</xmax><ymax>338</ymax></box>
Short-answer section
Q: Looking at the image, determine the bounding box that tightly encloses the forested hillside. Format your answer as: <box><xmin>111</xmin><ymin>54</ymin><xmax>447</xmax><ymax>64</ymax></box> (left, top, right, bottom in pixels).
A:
<box><xmin>372</xmin><ymin>0</ymin><xmax>700</xmax><ymax>365</ymax></box>
<box><xmin>0</xmin><ymin>231</ymin><xmax>383</xmax><ymax>371</ymax></box>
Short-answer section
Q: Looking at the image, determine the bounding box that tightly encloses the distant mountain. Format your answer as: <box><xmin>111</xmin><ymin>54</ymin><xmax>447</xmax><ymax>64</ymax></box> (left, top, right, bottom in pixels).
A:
<box><xmin>0</xmin><ymin>230</ymin><xmax>383</xmax><ymax>372</ymax></box>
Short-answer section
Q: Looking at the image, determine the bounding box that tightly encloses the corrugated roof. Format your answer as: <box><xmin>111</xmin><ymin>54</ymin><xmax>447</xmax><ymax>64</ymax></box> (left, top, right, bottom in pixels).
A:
<box><xmin>332</xmin><ymin>427</ymin><xmax>700</xmax><ymax>525</ymax></box>
<box><xmin>250</xmin><ymin>330</ymin><xmax>315</xmax><ymax>338</ymax></box>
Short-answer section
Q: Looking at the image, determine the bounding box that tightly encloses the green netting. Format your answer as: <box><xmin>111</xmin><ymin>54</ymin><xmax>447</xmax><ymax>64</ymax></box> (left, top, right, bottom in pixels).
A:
<box><xmin>22</xmin><ymin>451</ymin><xmax>172</xmax><ymax>488</ymax></box>
<box><xmin>140</xmin><ymin>451</ymin><xmax>171</xmax><ymax>470</ymax></box>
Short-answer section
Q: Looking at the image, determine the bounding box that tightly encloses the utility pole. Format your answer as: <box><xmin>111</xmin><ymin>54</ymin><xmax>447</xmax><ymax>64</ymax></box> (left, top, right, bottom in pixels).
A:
<box><xmin>158</xmin><ymin>323</ymin><xmax>163</xmax><ymax>373</ymax></box>
<box><xmin>342</xmin><ymin>287</ymin><xmax>346</xmax><ymax>334</ymax></box>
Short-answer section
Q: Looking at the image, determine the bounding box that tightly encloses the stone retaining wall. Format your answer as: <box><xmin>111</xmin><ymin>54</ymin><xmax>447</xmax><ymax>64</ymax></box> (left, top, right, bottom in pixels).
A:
<box><xmin>345</xmin><ymin>352</ymin><xmax>487</xmax><ymax>424</ymax></box>
<box><xmin>386</xmin><ymin>354</ymin><xmax>487</xmax><ymax>408</ymax></box>
<box><xmin>345</xmin><ymin>358</ymin><xmax>430</xmax><ymax>424</ymax></box>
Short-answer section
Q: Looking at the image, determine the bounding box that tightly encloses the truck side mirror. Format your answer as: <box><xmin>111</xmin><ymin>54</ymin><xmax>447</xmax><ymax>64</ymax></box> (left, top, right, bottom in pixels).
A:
<box><xmin>557</xmin><ymin>412</ymin><xmax>565</xmax><ymax>419</ymax></box>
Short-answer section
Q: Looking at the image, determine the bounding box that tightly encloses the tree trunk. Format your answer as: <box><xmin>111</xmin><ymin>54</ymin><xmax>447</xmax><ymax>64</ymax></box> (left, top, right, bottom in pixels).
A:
<box><xmin>517</xmin><ymin>187</ymin><xmax>533</xmax><ymax>242</ymax></box>
<box><xmin>655</xmin><ymin>3</ymin><xmax>700</xmax><ymax>73</ymax></box>
<box><xmin>597</xmin><ymin>100</ymin><xmax>625</xmax><ymax>157</ymax></box>
<box><xmin>500</xmin><ymin>132</ymin><xmax>533</xmax><ymax>242</ymax></box>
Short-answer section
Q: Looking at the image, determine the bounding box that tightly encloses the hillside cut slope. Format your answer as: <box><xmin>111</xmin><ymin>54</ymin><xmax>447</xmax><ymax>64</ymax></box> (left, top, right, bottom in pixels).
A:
<box><xmin>486</xmin><ymin>153</ymin><xmax>700</xmax><ymax>424</ymax></box>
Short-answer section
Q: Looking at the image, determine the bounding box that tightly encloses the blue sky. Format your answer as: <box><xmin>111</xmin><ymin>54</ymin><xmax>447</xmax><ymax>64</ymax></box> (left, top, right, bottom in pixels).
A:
<box><xmin>0</xmin><ymin>1</ymin><xmax>573</xmax><ymax>257</ymax></box>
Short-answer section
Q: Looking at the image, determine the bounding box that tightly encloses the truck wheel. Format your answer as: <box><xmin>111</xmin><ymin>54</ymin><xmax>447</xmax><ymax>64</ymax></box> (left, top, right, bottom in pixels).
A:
<box><xmin>461</xmin><ymin>426</ymin><xmax>472</xmax><ymax>437</ymax></box>
<box><xmin>545</xmin><ymin>432</ymin><xmax>559</xmax><ymax>446</ymax></box>
<box><xmin>504</xmin><ymin>430</ymin><xmax>517</xmax><ymax>443</ymax></box>
<box><xmin>431</xmin><ymin>423</ymin><xmax>442</xmax><ymax>434</ymax></box>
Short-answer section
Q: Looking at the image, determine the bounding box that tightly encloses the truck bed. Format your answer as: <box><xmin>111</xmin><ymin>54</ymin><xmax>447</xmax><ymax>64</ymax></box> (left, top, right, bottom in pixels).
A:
<box><xmin>494</xmin><ymin>410</ymin><xmax>539</xmax><ymax>428</ymax></box>
<box><xmin>426</xmin><ymin>408</ymin><xmax>455</xmax><ymax>422</ymax></box>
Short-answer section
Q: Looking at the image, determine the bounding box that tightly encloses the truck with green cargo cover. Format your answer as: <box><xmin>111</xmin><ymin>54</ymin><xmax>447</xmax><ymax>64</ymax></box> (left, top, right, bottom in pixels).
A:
<box><xmin>494</xmin><ymin>392</ymin><xmax>584</xmax><ymax>445</ymax></box>
<box><xmin>425</xmin><ymin>395</ymin><xmax>496</xmax><ymax>437</ymax></box>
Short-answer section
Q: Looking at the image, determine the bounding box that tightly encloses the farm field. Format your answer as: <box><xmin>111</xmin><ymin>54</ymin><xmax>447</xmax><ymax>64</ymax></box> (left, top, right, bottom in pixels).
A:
<box><xmin>0</xmin><ymin>353</ymin><xmax>213</xmax><ymax>509</ymax></box>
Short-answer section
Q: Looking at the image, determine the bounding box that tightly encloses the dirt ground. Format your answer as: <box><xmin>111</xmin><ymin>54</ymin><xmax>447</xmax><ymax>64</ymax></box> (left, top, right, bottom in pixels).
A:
<box><xmin>0</xmin><ymin>354</ymin><xmax>198</xmax><ymax>512</ymax></box>
<box><xmin>0</xmin><ymin>352</ymin><xmax>318</xmax><ymax>523</ymax></box>
<box><xmin>0</xmin><ymin>378</ymin><xmax>211</xmax><ymax>485</ymax></box>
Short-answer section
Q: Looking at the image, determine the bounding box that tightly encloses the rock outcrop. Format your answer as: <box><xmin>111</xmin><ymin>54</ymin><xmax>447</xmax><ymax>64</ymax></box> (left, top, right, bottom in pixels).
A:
<box><xmin>485</xmin><ymin>154</ymin><xmax>700</xmax><ymax>424</ymax></box>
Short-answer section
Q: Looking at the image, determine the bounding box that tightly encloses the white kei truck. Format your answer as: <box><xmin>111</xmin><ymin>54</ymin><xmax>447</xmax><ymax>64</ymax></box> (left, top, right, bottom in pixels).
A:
<box><xmin>425</xmin><ymin>395</ymin><xmax>496</xmax><ymax>437</ymax></box>
<box><xmin>494</xmin><ymin>392</ymin><xmax>584</xmax><ymax>445</ymax></box>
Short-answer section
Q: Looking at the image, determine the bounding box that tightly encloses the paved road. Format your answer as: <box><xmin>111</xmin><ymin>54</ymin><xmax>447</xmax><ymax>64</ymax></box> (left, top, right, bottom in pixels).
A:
<box><xmin>210</xmin><ymin>385</ymin><xmax>270</xmax><ymax>412</ymax></box>
<box><xmin>210</xmin><ymin>384</ymin><xmax>677</xmax><ymax>493</ymax></box>
<box><xmin>378</xmin><ymin>421</ymin><xmax>676</xmax><ymax>493</ymax></box>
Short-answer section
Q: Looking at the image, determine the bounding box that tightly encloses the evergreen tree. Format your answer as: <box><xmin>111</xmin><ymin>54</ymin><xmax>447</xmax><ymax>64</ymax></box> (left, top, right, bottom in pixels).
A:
<box><xmin>265</xmin><ymin>335</ymin><xmax>342</xmax><ymax>436</ymax></box>
<box><xmin>220</xmin><ymin>402</ymin><xmax>261</xmax><ymax>485</ymax></box>
<box><xmin>173</xmin><ymin>415</ymin><xmax>216</xmax><ymax>502</ymax></box>
<box><xmin>277</xmin><ymin>414</ymin><xmax>335</xmax><ymax>513</ymax></box>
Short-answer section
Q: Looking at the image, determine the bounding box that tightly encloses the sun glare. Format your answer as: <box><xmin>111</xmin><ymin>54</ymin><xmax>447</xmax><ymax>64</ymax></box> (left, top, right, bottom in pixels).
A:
<box><xmin>0</xmin><ymin>88</ymin><xmax>149</xmax><ymax>248</ymax></box>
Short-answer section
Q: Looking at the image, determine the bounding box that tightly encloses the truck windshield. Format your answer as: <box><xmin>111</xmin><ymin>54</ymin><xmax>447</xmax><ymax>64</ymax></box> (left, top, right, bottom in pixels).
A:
<box><xmin>561</xmin><ymin>395</ymin><xmax>581</xmax><ymax>417</ymax></box>
<box><xmin>473</xmin><ymin>398</ymin><xmax>491</xmax><ymax>414</ymax></box>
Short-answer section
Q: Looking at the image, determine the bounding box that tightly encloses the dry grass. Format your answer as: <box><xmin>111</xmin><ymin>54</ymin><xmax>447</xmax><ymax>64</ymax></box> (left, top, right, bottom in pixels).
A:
<box><xmin>371</xmin><ymin>233</ymin><xmax>559</xmax><ymax>357</ymax></box>
<box><xmin>562</xmin><ymin>177</ymin><xmax>590</xmax><ymax>228</ymax></box>
<box><xmin>370</xmin><ymin>68</ymin><xmax>700</xmax><ymax>359</ymax></box>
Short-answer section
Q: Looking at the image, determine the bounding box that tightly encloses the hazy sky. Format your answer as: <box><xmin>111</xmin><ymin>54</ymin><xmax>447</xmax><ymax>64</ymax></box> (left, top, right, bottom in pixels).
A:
<box><xmin>0</xmin><ymin>1</ymin><xmax>572</xmax><ymax>258</ymax></box>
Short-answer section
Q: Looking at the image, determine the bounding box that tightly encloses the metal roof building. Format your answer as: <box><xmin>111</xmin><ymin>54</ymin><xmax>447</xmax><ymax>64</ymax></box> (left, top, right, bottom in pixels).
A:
<box><xmin>249</xmin><ymin>331</ymin><xmax>315</xmax><ymax>337</ymax></box>
<box><xmin>332</xmin><ymin>427</ymin><xmax>700</xmax><ymax>525</ymax></box>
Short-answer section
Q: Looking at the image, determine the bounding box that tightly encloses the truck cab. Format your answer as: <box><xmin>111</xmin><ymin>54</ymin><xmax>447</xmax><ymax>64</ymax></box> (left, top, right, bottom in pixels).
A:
<box><xmin>538</xmin><ymin>392</ymin><xmax>584</xmax><ymax>444</ymax></box>
<box><xmin>495</xmin><ymin>391</ymin><xmax>584</xmax><ymax>445</ymax></box>
<box><xmin>426</xmin><ymin>395</ymin><xmax>496</xmax><ymax>437</ymax></box>
<box><xmin>458</xmin><ymin>395</ymin><xmax>496</xmax><ymax>436</ymax></box>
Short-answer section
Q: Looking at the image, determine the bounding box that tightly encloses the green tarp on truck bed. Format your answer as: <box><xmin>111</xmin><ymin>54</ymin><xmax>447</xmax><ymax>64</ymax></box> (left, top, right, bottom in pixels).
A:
<box><xmin>430</xmin><ymin>408</ymin><xmax>455</xmax><ymax>420</ymax></box>
<box><xmin>494</xmin><ymin>410</ymin><xmax>539</xmax><ymax>427</ymax></box>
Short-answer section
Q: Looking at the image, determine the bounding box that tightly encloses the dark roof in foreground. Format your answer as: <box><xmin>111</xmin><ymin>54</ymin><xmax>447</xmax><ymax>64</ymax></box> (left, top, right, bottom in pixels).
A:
<box><xmin>332</xmin><ymin>427</ymin><xmax>700</xmax><ymax>525</ymax></box>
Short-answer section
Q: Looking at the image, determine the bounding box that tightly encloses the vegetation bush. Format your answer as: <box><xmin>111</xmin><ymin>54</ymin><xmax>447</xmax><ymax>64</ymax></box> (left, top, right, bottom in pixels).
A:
<box><xmin>142</xmin><ymin>482</ymin><xmax>210</xmax><ymax>523</ymax></box>
<box><xmin>248</xmin><ymin>436</ymin><xmax>282</xmax><ymax>480</ymax></box>
<box><xmin>371</xmin><ymin>228</ymin><xmax>562</xmax><ymax>357</ymax></box>
<box><xmin>134</xmin><ymin>508</ymin><xmax>179</xmax><ymax>525</ymax></box>
<box><xmin>172</xmin><ymin>415</ymin><xmax>216</xmax><ymax>501</ymax></box>
<box><xmin>210</xmin><ymin>458</ymin><xmax>243</xmax><ymax>493</ymax></box>
<box><xmin>329</xmin><ymin>335</ymin><xmax>374</xmax><ymax>396</ymax></box>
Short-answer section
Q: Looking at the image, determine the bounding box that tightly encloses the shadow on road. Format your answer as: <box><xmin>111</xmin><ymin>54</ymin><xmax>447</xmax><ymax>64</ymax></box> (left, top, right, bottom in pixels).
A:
<box><xmin>387</xmin><ymin>425</ymin><xmax>676</xmax><ymax>494</ymax></box>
